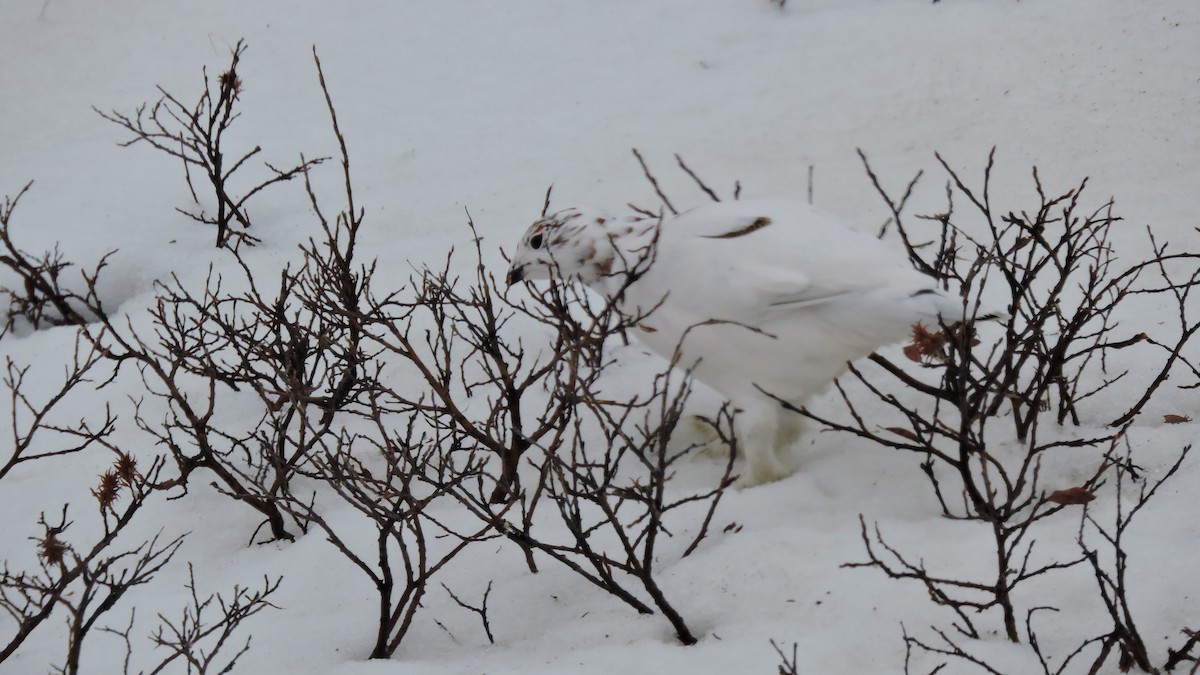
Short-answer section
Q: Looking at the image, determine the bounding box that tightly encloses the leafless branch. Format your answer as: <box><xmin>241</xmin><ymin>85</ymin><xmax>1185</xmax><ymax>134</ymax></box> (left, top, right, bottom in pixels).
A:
<box><xmin>95</xmin><ymin>39</ymin><xmax>326</xmax><ymax>248</ymax></box>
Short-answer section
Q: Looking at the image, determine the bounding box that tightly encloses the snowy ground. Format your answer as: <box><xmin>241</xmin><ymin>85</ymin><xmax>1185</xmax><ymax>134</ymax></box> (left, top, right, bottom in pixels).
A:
<box><xmin>1</xmin><ymin>1</ymin><xmax>1198</xmax><ymax>673</ymax></box>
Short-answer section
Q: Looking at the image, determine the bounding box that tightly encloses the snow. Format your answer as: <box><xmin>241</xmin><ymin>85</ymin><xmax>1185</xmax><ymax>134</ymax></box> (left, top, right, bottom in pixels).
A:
<box><xmin>1</xmin><ymin>1</ymin><xmax>1198</xmax><ymax>673</ymax></box>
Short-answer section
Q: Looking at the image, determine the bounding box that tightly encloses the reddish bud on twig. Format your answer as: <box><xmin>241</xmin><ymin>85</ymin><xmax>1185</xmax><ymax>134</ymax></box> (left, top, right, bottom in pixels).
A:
<box><xmin>115</xmin><ymin>452</ymin><xmax>139</xmax><ymax>487</ymax></box>
<box><xmin>38</xmin><ymin>531</ymin><xmax>68</xmax><ymax>566</ymax></box>
<box><xmin>93</xmin><ymin>469</ymin><xmax>122</xmax><ymax>509</ymax></box>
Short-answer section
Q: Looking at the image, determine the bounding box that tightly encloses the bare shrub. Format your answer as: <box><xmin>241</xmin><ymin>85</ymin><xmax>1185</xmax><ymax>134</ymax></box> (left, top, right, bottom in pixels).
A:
<box><xmin>774</xmin><ymin>149</ymin><xmax>1200</xmax><ymax>673</ymax></box>
<box><xmin>6</xmin><ymin>55</ymin><xmax>740</xmax><ymax>664</ymax></box>
<box><xmin>278</xmin><ymin>149</ymin><xmax>738</xmax><ymax>646</ymax></box>
<box><xmin>337</xmin><ymin>210</ymin><xmax>734</xmax><ymax>647</ymax></box>
<box><xmin>0</xmin><ymin>276</ymin><xmax>174</xmax><ymax>670</ymax></box>
<box><xmin>0</xmin><ymin>456</ymin><xmax>178</xmax><ymax>670</ymax></box>
<box><xmin>0</xmin><ymin>182</ymin><xmax>102</xmax><ymax>332</ymax></box>
<box><xmin>276</xmin><ymin>417</ymin><xmax>491</xmax><ymax>658</ymax></box>
<box><xmin>103</xmin><ymin>564</ymin><xmax>280</xmax><ymax>675</ymax></box>
<box><xmin>48</xmin><ymin>50</ymin><xmax>368</xmax><ymax>544</ymax></box>
<box><xmin>451</xmin><ymin>351</ymin><xmax>735</xmax><ymax>646</ymax></box>
<box><xmin>0</xmin><ymin>220</ymin><xmax>192</xmax><ymax>672</ymax></box>
<box><xmin>224</xmin><ymin>49</ymin><xmax>499</xmax><ymax>659</ymax></box>
<box><xmin>95</xmin><ymin>40</ymin><xmax>324</xmax><ymax>249</ymax></box>
<box><xmin>0</xmin><ymin>48</ymin><xmax>362</xmax><ymax>547</ymax></box>
<box><xmin>793</xmin><ymin>149</ymin><xmax>1200</xmax><ymax>645</ymax></box>
<box><xmin>1024</xmin><ymin>443</ymin><xmax>1193</xmax><ymax>674</ymax></box>
<box><xmin>0</xmin><ymin>338</ymin><xmax>115</xmax><ymax>481</ymax></box>
<box><xmin>125</xmin><ymin>176</ymin><xmax>370</xmax><ymax>543</ymax></box>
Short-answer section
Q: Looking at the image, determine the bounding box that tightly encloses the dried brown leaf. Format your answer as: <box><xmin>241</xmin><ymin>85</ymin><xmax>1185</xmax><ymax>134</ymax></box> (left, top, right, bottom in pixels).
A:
<box><xmin>906</xmin><ymin>323</ymin><xmax>946</xmax><ymax>362</ymax></box>
<box><xmin>1047</xmin><ymin>487</ymin><xmax>1095</xmax><ymax>506</ymax></box>
<box><xmin>886</xmin><ymin>427</ymin><xmax>920</xmax><ymax>442</ymax></box>
<box><xmin>1164</xmin><ymin>414</ymin><xmax>1192</xmax><ymax>424</ymax></box>
<box><xmin>902</xmin><ymin>343</ymin><xmax>923</xmax><ymax>363</ymax></box>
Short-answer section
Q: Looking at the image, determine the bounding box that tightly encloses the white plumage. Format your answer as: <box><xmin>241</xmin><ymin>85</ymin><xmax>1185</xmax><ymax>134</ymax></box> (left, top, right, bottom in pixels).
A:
<box><xmin>507</xmin><ymin>199</ymin><xmax>965</xmax><ymax>486</ymax></box>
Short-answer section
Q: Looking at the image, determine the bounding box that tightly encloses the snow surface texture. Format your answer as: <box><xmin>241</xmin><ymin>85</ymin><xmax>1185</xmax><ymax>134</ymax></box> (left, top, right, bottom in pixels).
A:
<box><xmin>1</xmin><ymin>1</ymin><xmax>1198</xmax><ymax>674</ymax></box>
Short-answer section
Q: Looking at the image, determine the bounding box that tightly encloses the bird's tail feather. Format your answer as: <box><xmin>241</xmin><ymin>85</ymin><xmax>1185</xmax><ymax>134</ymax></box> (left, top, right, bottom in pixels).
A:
<box><xmin>906</xmin><ymin>285</ymin><xmax>1008</xmax><ymax>325</ymax></box>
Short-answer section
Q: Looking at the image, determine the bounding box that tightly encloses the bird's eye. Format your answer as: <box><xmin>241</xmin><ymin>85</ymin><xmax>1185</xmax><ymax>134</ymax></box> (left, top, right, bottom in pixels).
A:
<box><xmin>530</xmin><ymin>233</ymin><xmax>544</xmax><ymax>250</ymax></box>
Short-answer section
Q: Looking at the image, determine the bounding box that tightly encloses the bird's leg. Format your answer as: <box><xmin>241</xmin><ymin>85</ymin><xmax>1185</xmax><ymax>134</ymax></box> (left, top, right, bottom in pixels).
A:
<box><xmin>774</xmin><ymin>408</ymin><xmax>809</xmax><ymax>449</ymax></box>
<box><xmin>683</xmin><ymin>414</ymin><xmax>728</xmax><ymax>458</ymax></box>
<box><xmin>734</xmin><ymin>404</ymin><xmax>793</xmax><ymax>487</ymax></box>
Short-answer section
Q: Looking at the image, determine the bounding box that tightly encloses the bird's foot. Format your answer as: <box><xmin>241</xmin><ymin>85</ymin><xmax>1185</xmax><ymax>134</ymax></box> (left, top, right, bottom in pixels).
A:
<box><xmin>734</xmin><ymin>456</ymin><xmax>796</xmax><ymax>488</ymax></box>
<box><xmin>683</xmin><ymin>414</ymin><xmax>728</xmax><ymax>458</ymax></box>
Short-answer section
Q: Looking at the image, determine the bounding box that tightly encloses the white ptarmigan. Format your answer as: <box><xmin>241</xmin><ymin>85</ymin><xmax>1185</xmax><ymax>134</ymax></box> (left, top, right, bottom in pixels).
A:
<box><xmin>507</xmin><ymin>199</ymin><xmax>967</xmax><ymax>486</ymax></box>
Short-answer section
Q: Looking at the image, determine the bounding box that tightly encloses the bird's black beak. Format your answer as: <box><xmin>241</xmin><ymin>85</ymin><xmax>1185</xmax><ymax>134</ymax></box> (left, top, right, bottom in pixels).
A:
<box><xmin>506</xmin><ymin>265</ymin><xmax>525</xmax><ymax>286</ymax></box>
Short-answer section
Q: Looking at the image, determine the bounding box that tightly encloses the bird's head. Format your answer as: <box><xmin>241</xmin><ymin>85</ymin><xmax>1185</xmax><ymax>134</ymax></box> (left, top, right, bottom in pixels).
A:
<box><xmin>507</xmin><ymin>208</ymin><xmax>623</xmax><ymax>287</ymax></box>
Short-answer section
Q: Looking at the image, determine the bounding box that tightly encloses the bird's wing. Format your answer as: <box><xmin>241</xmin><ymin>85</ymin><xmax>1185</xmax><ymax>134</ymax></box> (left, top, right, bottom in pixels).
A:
<box><xmin>648</xmin><ymin>200</ymin><xmax>912</xmax><ymax>322</ymax></box>
<box><xmin>765</xmin><ymin>286</ymin><xmax>859</xmax><ymax>309</ymax></box>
